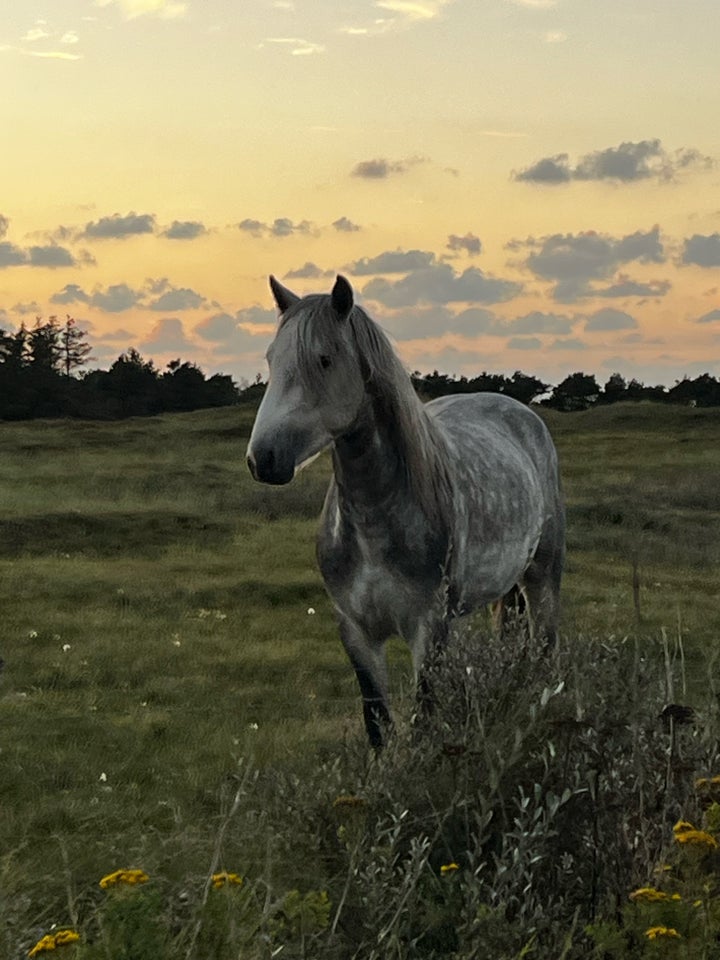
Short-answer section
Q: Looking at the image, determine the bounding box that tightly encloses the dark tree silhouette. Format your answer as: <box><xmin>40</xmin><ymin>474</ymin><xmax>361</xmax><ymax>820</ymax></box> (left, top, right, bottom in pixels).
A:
<box><xmin>601</xmin><ymin>373</ymin><xmax>627</xmax><ymax>405</ymax></box>
<box><xmin>546</xmin><ymin>372</ymin><xmax>600</xmax><ymax>411</ymax></box>
<box><xmin>59</xmin><ymin>317</ymin><xmax>93</xmax><ymax>377</ymax></box>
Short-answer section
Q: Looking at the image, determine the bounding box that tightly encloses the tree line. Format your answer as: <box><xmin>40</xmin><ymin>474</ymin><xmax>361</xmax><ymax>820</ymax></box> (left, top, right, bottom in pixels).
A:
<box><xmin>1</xmin><ymin>316</ymin><xmax>719</xmax><ymax>421</ymax></box>
<box><xmin>411</xmin><ymin>369</ymin><xmax>720</xmax><ymax>410</ymax></box>
<box><xmin>0</xmin><ymin>317</ymin><xmax>238</xmax><ymax>420</ymax></box>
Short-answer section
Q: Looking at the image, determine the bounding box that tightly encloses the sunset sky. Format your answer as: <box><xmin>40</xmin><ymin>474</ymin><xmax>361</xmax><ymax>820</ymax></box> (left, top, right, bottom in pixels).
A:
<box><xmin>2</xmin><ymin>0</ymin><xmax>720</xmax><ymax>388</ymax></box>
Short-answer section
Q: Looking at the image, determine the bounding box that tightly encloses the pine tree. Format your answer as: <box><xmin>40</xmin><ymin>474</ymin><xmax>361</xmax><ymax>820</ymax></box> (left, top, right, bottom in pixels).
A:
<box><xmin>59</xmin><ymin>316</ymin><xmax>93</xmax><ymax>377</ymax></box>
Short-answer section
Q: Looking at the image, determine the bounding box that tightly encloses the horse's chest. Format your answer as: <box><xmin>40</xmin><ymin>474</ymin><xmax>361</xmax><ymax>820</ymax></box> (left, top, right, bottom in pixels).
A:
<box><xmin>318</xmin><ymin>515</ymin><xmax>441</xmax><ymax>640</ymax></box>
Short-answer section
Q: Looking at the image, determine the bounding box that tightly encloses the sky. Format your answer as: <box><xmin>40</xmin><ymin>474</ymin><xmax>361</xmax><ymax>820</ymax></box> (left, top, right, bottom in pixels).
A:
<box><xmin>1</xmin><ymin>0</ymin><xmax>720</xmax><ymax>388</ymax></box>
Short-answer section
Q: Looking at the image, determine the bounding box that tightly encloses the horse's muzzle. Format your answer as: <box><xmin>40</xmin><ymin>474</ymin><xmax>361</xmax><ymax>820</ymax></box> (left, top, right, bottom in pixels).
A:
<box><xmin>246</xmin><ymin>446</ymin><xmax>294</xmax><ymax>485</ymax></box>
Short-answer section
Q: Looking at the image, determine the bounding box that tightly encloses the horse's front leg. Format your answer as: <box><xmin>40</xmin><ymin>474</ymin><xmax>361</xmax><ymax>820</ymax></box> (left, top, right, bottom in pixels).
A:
<box><xmin>338</xmin><ymin>615</ymin><xmax>392</xmax><ymax>748</ymax></box>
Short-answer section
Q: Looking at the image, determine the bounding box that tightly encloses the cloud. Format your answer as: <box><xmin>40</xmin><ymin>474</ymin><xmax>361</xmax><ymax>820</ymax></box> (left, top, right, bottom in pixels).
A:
<box><xmin>505</xmin><ymin>0</ymin><xmax>557</xmax><ymax>6</ymax></box>
<box><xmin>0</xmin><ymin>241</ymin><xmax>84</xmax><ymax>269</ymax></box>
<box><xmin>0</xmin><ymin>214</ymin><xmax>8</xmax><ymax>239</ymax></box>
<box><xmin>51</xmin><ymin>284</ymin><xmax>91</xmax><ymax>305</ymax></box>
<box><xmin>507</xmin><ymin>336</ymin><xmax>542</xmax><ymax>350</ymax></box>
<box><xmin>449</xmin><ymin>307</ymin><xmax>499</xmax><ymax>335</ymax></box>
<box><xmin>374</xmin><ymin>0</ymin><xmax>455</xmax><ymax>21</ymax></box>
<box><xmin>12</xmin><ymin>301</ymin><xmax>42</xmax><ymax>315</ymax></box>
<box><xmin>517</xmin><ymin>226</ymin><xmax>665</xmax><ymax>301</ymax></box>
<box><xmin>194</xmin><ymin>307</ymin><xmax>274</xmax><ymax>351</ymax></box>
<box><xmin>95</xmin><ymin>0</ymin><xmax>188</xmax><ymax>20</ymax></box>
<box><xmin>339</xmin><ymin>0</ymin><xmax>454</xmax><ymax>36</ymax></box>
<box><xmin>543</xmin><ymin>30</ymin><xmax>567</xmax><ymax>42</ymax></box>
<box><xmin>382</xmin><ymin>305</ymin><xmax>454</xmax><ymax>339</ymax></box>
<box><xmin>23</xmin><ymin>49</ymin><xmax>83</xmax><ymax>60</ymax></box>
<box><xmin>505</xmin><ymin>311</ymin><xmax>574</xmax><ymax>335</ymax></box>
<box><xmin>346</xmin><ymin>249</ymin><xmax>436</xmax><ymax>275</ymax></box>
<box><xmin>90</xmin><ymin>284</ymin><xmax>144</xmax><ymax>312</ymax></box>
<box><xmin>351</xmin><ymin>156</ymin><xmax>427</xmax><ymax>179</ymax></box>
<box><xmin>82</xmin><ymin>212</ymin><xmax>156</xmax><ymax>239</ymax></box>
<box><xmin>0</xmin><ymin>243</ymin><xmax>26</xmax><ymax>268</ymax></box>
<box><xmin>514</xmin><ymin>139</ymin><xmax>713</xmax><ymax>184</ymax></box>
<box><xmin>594</xmin><ymin>276</ymin><xmax>671</xmax><ymax>298</ymax></box>
<box><xmin>147</xmin><ymin>287</ymin><xmax>207</xmax><ymax>311</ymax></box>
<box><xmin>28</xmin><ymin>244</ymin><xmax>78</xmax><ymax>268</ymax></box>
<box><xmin>160</xmin><ymin>220</ymin><xmax>207</xmax><ymax>240</ymax></box>
<box><xmin>362</xmin><ymin>263</ymin><xmax>522</xmax><ymax>307</ymax></box>
<box><xmin>22</xmin><ymin>25</ymin><xmax>51</xmax><ymax>42</ymax></box>
<box><xmin>142</xmin><ymin>317</ymin><xmax>194</xmax><ymax>353</ymax></box>
<box><xmin>51</xmin><ymin>279</ymin><xmax>208</xmax><ymax>312</ymax></box>
<box><xmin>237</xmin><ymin>218</ymin><xmax>266</xmax><ymax>237</ymax></box>
<box><xmin>547</xmin><ymin>338</ymin><xmax>588</xmax><ymax>351</ymax></box>
<box><xmin>386</xmin><ymin>307</ymin><xmax>574</xmax><ymax>340</ymax></box>
<box><xmin>263</xmin><ymin>37</ymin><xmax>324</xmax><ymax>55</ymax></box>
<box><xmin>446</xmin><ymin>233</ymin><xmax>482</xmax><ymax>256</ymax></box>
<box><xmin>236</xmin><ymin>217</ymin><xmax>314</xmax><ymax>238</ymax></box>
<box><xmin>284</xmin><ymin>262</ymin><xmax>332</xmax><ymax>279</ymax></box>
<box><xmin>332</xmin><ymin>216</ymin><xmax>361</xmax><ymax>232</ymax></box>
<box><xmin>681</xmin><ymin>233</ymin><xmax>720</xmax><ymax>267</ymax></box>
<box><xmin>101</xmin><ymin>327</ymin><xmax>136</xmax><ymax>340</ymax></box>
<box><xmin>584</xmin><ymin>308</ymin><xmax>638</xmax><ymax>332</ymax></box>
<box><xmin>271</xmin><ymin>217</ymin><xmax>313</xmax><ymax>237</ymax></box>
<box><xmin>696</xmin><ymin>308</ymin><xmax>720</xmax><ymax>324</ymax></box>
<box><xmin>514</xmin><ymin>155</ymin><xmax>571</xmax><ymax>184</ymax></box>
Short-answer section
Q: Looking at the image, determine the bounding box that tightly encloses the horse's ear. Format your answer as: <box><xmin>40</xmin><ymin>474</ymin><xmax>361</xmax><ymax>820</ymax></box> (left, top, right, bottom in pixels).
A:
<box><xmin>331</xmin><ymin>275</ymin><xmax>354</xmax><ymax>321</ymax></box>
<box><xmin>269</xmin><ymin>275</ymin><xmax>300</xmax><ymax>314</ymax></box>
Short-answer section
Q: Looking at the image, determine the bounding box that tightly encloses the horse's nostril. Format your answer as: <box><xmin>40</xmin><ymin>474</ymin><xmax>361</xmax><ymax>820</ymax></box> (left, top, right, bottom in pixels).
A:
<box><xmin>249</xmin><ymin>446</ymin><xmax>287</xmax><ymax>483</ymax></box>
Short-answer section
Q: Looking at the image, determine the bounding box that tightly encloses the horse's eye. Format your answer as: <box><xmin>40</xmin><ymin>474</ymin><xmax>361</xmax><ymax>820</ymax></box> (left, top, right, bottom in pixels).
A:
<box><xmin>319</xmin><ymin>354</ymin><xmax>332</xmax><ymax>370</ymax></box>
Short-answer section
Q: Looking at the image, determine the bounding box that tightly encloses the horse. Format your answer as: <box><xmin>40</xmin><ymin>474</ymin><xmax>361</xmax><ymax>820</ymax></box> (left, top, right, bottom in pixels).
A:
<box><xmin>246</xmin><ymin>275</ymin><xmax>565</xmax><ymax>747</ymax></box>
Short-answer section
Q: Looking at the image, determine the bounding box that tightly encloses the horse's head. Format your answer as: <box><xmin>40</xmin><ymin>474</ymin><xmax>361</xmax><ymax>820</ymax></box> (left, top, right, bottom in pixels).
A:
<box><xmin>246</xmin><ymin>275</ymin><xmax>367</xmax><ymax>485</ymax></box>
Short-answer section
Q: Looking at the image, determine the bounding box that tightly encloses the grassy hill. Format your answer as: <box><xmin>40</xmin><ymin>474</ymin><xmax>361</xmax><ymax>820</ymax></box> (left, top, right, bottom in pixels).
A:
<box><xmin>1</xmin><ymin>403</ymin><xmax>719</xmax><ymax>958</ymax></box>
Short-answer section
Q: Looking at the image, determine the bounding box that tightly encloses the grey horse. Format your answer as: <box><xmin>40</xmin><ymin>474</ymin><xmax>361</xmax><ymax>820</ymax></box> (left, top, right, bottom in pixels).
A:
<box><xmin>247</xmin><ymin>275</ymin><xmax>565</xmax><ymax>747</ymax></box>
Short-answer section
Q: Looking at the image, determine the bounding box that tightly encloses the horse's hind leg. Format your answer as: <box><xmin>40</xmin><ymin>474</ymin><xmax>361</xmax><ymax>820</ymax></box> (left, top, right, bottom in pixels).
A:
<box><xmin>522</xmin><ymin>523</ymin><xmax>564</xmax><ymax>648</ymax></box>
<box><xmin>491</xmin><ymin>585</ymin><xmax>529</xmax><ymax>641</ymax></box>
<box><xmin>413</xmin><ymin>616</ymin><xmax>449</xmax><ymax>722</ymax></box>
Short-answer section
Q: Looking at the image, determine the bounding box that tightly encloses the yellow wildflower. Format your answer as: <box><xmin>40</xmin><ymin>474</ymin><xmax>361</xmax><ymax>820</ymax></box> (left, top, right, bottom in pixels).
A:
<box><xmin>52</xmin><ymin>931</ymin><xmax>79</xmax><ymax>947</ymax></box>
<box><xmin>211</xmin><ymin>871</ymin><xmax>243</xmax><ymax>889</ymax></box>
<box><xmin>99</xmin><ymin>868</ymin><xmax>150</xmax><ymax>889</ymax></box>
<box><xmin>28</xmin><ymin>935</ymin><xmax>57</xmax><ymax>956</ymax></box>
<box><xmin>440</xmin><ymin>862</ymin><xmax>459</xmax><ymax>875</ymax></box>
<box><xmin>645</xmin><ymin>926</ymin><xmax>681</xmax><ymax>940</ymax></box>
<box><xmin>28</xmin><ymin>930</ymin><xmax>80</xmax><ymax>956</ymax></box>
<box><xmin>674</xmin><ymin>829</ymin><xmax>718</xmax><ymax>849</ymax></box>
<box><xmin>673</xmin><ymin>820</ymin><xmax>695</xmax><ymax>835</ymax></box>
<box><xmin>629</xmin><ymin>887</ymin><xmax>680</xmax><ymax>903</ymax></box>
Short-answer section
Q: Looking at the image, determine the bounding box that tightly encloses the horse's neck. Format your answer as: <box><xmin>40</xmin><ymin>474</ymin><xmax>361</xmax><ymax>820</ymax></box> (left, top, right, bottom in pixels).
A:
<box><xmin>332</xmin><ymin>385</ymin><xmax>447</xmax><ymax>518</ymax></box>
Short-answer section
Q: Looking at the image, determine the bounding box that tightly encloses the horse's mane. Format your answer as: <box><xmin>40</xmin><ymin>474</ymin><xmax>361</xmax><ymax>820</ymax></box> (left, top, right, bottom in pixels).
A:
<box><xmin>280</xmin><ymin>294</ymin><xmax>453</xmax><ymax>524</ymax></box>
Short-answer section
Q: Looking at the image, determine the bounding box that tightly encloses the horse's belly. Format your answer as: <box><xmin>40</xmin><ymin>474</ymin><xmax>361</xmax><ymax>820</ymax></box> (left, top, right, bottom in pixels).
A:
<box><xmin>453</xmin><ymin>533</ymin><xmax>540</xmax><ymax>607</ymax></box>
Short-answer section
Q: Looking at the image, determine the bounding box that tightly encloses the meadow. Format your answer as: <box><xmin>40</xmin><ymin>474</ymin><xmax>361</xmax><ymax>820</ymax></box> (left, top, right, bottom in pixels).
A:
<box><xmin>1</xmin><ymin>402</ymin><xmax>719</xmax><ymax>958</ymax></box>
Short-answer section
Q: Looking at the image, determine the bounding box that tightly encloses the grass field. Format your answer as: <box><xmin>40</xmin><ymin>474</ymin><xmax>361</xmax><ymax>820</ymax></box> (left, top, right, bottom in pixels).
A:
<box><xmin>1</xmin><ymin>402</ymin><xmax>719</xmax><ymax>958</ymax></box>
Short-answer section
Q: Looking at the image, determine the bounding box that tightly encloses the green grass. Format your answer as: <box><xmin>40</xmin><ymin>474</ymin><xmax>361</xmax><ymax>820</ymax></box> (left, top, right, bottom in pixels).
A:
<box><xmin>1</xmin><ymin>402</ymin><xmax>719</xmax><ymax>958</ymax></box>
